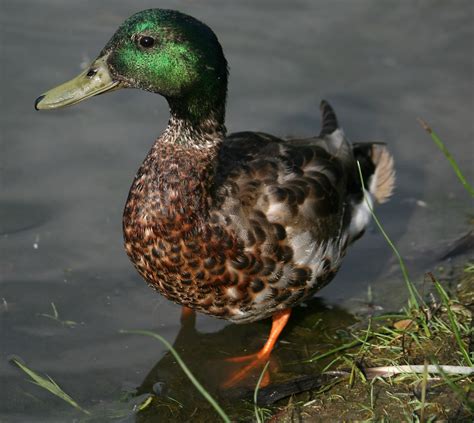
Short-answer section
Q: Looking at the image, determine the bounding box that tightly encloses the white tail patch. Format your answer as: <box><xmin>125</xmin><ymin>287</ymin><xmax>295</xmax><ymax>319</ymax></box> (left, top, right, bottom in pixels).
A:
<box><xmin>349</xmin><ymin>145</ymin><xmax>395</xmax><ymax>241</ymax></box>
<box><xmin>349</xmin><ymin>189</ymin><xmax>373</xmax><ymax>240</ymax></box>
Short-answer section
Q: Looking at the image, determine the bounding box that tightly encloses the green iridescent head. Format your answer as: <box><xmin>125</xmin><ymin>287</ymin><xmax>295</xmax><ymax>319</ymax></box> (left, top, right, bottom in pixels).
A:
<box><xmin>104</xmin><ymin>10</ymin><xmax>228</xmax><ymax>100</ymax></box>
<box><xmin>35</xmin><ymin>9</ymin><xmax>228</xmax><ymax>123</ymax></box>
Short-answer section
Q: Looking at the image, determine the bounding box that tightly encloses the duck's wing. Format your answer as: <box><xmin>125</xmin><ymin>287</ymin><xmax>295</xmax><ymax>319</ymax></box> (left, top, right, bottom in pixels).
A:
<box><xmin>206</xmin><ymin>102</ymin><xmax>395</xmax><ymax>322</ymax></box>
<box><xmin>213</xmin><ymin>101</ymin><xmax>395</xmax><ymax>249</ymax></box>
<box><xmin>213</xmin><ymin>102</ymin><xmax>351</xmax><ymax>257</ymax></box>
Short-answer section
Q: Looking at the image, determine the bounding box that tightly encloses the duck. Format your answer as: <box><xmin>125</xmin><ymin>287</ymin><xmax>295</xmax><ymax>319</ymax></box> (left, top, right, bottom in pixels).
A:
<box><xmin>35</xmin><ymin>8</ymin><xmax>395</xmax><ymax>387</ymax></box>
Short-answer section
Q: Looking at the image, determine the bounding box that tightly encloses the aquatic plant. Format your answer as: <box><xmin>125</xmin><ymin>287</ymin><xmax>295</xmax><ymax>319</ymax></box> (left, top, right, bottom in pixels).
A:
<box><xmin>11</xmin><ymin>358</ymin><xmax>90</xmax><ymax>415</ymax></box>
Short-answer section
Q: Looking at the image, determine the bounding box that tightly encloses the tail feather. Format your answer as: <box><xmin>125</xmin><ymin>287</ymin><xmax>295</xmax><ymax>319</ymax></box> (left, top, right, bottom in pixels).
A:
<box><xmin>319</xmin><ymin>100</ymin><xmax>339</xmax><ymax>136</ymax></box>
<box><xmin>317</xmin><ymin>101</ymin><xmax>353</xmax><ymax>173</ymax></box>
<box><xmin>348</xmin><ymin>143</ymin><xmax>395</xmax><ymax>243</ymax></box>
<box><xmin>317</xmin><ymin>101</ymin><xmax>395</xmax><ymax>204</ymax></box>
<box><xmin>353</xmin><ymin>143</ymin><xmax>396</xmax><ymax>204</ymax></box>
<box><xmin>369</xmin><ymin>145</ymin><xmax>395</xmax><ymax>203</ymax></box>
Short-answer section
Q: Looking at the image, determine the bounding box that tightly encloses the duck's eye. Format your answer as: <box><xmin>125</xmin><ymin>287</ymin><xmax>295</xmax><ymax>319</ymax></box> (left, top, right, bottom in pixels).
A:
<box><xmin>139</xmin><ymin>36</ymin><xmax>155</xmax><ymax>48</ymax></box>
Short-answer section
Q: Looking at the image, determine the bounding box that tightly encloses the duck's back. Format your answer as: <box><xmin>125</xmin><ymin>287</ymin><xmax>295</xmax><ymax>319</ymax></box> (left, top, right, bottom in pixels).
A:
<box><xmin>215</xmin><ymin>127</ymin><xmax>352</xmax><ymax>238</ymax></box>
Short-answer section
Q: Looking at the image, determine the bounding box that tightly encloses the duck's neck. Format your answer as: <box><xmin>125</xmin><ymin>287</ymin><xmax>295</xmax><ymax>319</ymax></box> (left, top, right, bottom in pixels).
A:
<box><xmin>163</xmin><ymin>98</ymin><xmax>227</xmax><ymax>148</ymax></box>
<box><xmin>125</xmin><ymin>95</ymin><xmax>227</xmax><ymax>233</ymax></box>
<box><xmin>164</xmin><ymin>78</ymin><xmax>227</xmax><ymax>146</ymax></box>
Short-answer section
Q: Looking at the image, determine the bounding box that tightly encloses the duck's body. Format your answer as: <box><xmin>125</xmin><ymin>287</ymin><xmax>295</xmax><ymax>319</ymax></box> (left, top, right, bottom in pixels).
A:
<box><xmin>36</xmin><ymin>8</ymin><xmax>394</xmax><ymax>385</ymax></box>
<box><xmin>123</xmin><ymin>107</ymin><xmax>393</xmax><ymax>324</ymax></box>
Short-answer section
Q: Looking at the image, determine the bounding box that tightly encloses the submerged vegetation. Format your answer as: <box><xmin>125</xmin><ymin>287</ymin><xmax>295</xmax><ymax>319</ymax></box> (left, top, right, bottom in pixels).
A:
<box><xmin>38</xmin><ymin>302</ymin><xmax>78</xmax><ymax>327</ymax></box>
<box><xmin>10</xmin><ymin>358</ymin><xmax>90</xmax><ymax>415</ymax></box>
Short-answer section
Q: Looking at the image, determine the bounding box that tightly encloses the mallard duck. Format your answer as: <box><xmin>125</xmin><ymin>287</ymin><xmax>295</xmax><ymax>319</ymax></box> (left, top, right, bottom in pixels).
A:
<box><xmin>35</xmin><ymin>9</ymin><xmax>395</xmax><ymax>386</ymax></box>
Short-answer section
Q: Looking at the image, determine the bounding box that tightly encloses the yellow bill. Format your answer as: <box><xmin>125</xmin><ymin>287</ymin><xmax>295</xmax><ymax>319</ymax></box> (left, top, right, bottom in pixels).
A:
<box><xmin>35</xmin><ymin>55</ymin><xmax>121</xmax><ymax>110</ymax></box>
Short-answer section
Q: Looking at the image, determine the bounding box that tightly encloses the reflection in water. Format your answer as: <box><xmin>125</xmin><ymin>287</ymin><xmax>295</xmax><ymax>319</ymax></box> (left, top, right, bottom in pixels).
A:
<box><xmin>0</xmin><ymin>202</ymin><xmax>51</xmax><ymax>236</ymax></box>
<box><xmin>133</xmin><ymin>298</ymin><xmax>355</xmax><ymax>422</ymax></box>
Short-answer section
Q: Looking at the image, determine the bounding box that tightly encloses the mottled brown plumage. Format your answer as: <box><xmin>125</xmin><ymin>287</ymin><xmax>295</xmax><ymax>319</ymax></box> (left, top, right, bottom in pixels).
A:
<box><xmin>122</xmin><ymin>101</ymin><xmax>395</xmax><ymax>324</ymax></box>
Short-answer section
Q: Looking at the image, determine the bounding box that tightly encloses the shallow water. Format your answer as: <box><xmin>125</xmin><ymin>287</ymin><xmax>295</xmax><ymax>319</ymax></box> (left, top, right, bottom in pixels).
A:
<box><xmin>1</xmin><ymin>1</ymin><xmax>473</xmax><ymax>421</ymax></box>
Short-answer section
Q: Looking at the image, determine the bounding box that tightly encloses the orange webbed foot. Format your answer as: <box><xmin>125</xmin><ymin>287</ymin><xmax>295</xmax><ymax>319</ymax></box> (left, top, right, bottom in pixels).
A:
<box><xmin>221</xmin><ymin>352</ymin><xmax>273</xmax><ymax>388</ymax></box>
<box><xmin>220</xmin><ymin>309</ymin><xmax>291</xmax><ymax>389</ymax></box>
<box><xmin>225</xmin><ymin>351</ymin><xmax>268</xmax><ymax>364</ymax></box>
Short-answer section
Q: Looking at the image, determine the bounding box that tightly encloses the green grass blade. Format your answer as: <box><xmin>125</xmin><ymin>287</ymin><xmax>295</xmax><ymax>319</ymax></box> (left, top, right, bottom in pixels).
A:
<box><xmin>418</xmin><ymin>119</ymin><xmax>474</xmax><ymax>197</ymax></box>
<box><xmin>254</xmin><ymin>361</ymin><xmax>270</xmax><ymax>423</ymax></box>
<box><xmin>51</xmin><ymin>302</ymin><xmax>59</xmax><ymax>319</ymax></box>
<box><xmin>429</xmin><ymin>273</ymin><xmax>473</xmax><ymax>366</ymax></box>
<box><xmin>11</xmin><ymin>358</ymin><xmax>90</xmax><ymax>415</ymax></box>
<box><xmin>356</xmin><ymin>161</ymin><xmax>420</xmax><ymax>310</ymax></box>
<box><xmin>433</xmin><ymin>362</ymin><xmax>474</xmax><ymax>411</ymax></box>
<box><xmin>308</xmin><ymin>339</ymin><xmax>363</xmax><ymax>363</ymax></box>
<box><xmin>120</xmin><ymin>329</ymin><xmax>230</xmax><ymax>423</ymax></box>
<box><xmin>420</xmin><ymin>361</ymin><xmax>428</xmax><ymax>423</ymax></box>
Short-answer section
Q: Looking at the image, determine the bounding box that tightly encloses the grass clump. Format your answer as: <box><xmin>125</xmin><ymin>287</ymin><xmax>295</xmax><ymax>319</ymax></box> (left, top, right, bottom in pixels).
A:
<box><xmin>429</xmin><ymin>273</ymin><xmax>473</xmax><ymax>367</ymax></box>
<box><xmin>284</xmin><ymin>266</ymin><xmax>473</xmax><ymax>420</ymax></box>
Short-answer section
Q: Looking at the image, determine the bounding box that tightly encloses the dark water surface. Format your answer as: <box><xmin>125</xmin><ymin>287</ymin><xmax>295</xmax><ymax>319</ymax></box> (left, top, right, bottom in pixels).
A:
<box><xmin>1</xmin><ymin>1</ymin><xmax>473</xmax><ymax>421</ymax></box>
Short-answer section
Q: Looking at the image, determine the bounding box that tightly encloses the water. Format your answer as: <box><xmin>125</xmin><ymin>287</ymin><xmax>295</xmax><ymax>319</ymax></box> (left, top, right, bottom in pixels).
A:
<box><xmin>1</xmin><ymin>1</ymin><xmax>473</xmax><ymax>421</ymax></box>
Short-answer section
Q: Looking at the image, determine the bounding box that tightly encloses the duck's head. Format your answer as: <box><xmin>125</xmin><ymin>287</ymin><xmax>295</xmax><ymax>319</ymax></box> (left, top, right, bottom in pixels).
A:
<box><xmin>35</xmin><ymin>9</ymin><xmax>228</xmax><ymax>123</ymax></box>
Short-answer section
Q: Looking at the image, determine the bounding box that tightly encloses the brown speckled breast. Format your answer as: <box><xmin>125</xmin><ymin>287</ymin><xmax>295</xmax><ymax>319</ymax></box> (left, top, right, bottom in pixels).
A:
<box><xmin>122</xmin><ymin>122</ymin><xmax>361</xmax><ymax>324</ymax></box>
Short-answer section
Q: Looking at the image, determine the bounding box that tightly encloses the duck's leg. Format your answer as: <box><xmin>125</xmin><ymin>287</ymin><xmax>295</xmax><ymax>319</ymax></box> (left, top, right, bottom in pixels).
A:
<box><xmin>180</xmin><ymin>306</ymin><xmax>196</xmax><ymax>326</ymax></box>
<box><xmin>221</xmin><ymin>309</ymin><xmax>291</xmax><ymax>388</ymax></box>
